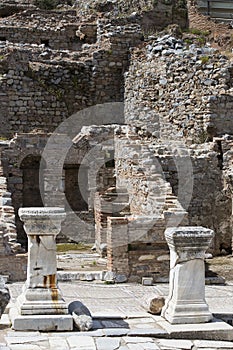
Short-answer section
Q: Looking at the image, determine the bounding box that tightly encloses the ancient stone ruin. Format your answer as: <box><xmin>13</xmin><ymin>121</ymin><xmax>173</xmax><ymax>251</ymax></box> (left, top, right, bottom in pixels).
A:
<box><xmin>161</xmin><ymin>226</ymin><xmax>214</xmax><ymax>324</ymax></box>
<box><xmin>0</xmin><ymin>0</ymin><xmax>232</xmax><ymax>288</ymax></box>
<box><xmin>11</xmin><ymin>207</ymin><xmax>73</xmax><ymax>331</ymax></box>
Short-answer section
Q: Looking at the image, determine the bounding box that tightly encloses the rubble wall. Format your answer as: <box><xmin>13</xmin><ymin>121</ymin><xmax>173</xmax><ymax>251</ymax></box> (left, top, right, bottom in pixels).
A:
<box><xmin>114</xmin><ymin>128</ymin><xmax>232</xmax><ymax>254</ymax></box>
<box><xmin>157</xmin><ymin>143</ymin><xmax>232</xmax><ymax>254</ymax></box>
<box><xmin>0</xmin><ymin>21</ymin><xmax>142</xmax><ymax>138</ymax></box>
<box><xmin>125</xmin><ymin>35</ymin><xmax>233</xmax><ymax>143</ymax></box>
<box><xmin>75</xmin><ymin>0</ymin><xmax>188</xmax><ymax>31</ymax></box>
<box><xmin>0</xmin><ymin>10</ymin><xmax>97</xmax><ymax>50</ymax></box>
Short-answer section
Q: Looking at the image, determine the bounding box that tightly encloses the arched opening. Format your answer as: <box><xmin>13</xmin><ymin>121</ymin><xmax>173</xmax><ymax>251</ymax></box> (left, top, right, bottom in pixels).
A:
<box><xmin>20</xmin><ymin>155</ymin><xmax>46</xmax><ymax>207</ymax></box>
<box><xmin>63</xmin><ymin>164</ymin><xmax>88</xmax><ymax>212</ymax></box>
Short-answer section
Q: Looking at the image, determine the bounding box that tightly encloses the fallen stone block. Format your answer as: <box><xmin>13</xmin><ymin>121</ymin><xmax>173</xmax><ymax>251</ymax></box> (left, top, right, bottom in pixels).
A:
<box><xmin>68</xmin><ymin>301</ymin><xmax>93</xmax><ymax>331</ymax></box>
<box><xmin>144</xmin><ymin>296</ymin><xmax>165</xmax><ymax>315</ymax></box>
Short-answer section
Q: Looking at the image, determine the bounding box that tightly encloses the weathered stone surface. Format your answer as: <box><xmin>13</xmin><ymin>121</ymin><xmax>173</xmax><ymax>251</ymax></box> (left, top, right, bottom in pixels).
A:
<box><xmin>141</xmin><ymin>296</ymin><xmax>165</xmax><ymax>315</ymax></box>
<box><xmin>157</xmin><ymin>317</ymin><xmax>233</xmax><ymax>341</ymax></box>
<box><xmin>142</xmin><ymin>277</ymin><xmax>153</xmax><ymax>286</ymax></box>
<box><xmin>95</xmin><ymin>337</ymin><xmax>121</xmax><ymax>350</ymax></box>
<box><xmin>67</xmin><ymin>335</ymin><xmax>96</xmax><ymax>349</ymax></box>
<box><xmin>11</xmin><ymin>207</ymin><xmax>72</xmax><ymax>331</ymax></box>
<box><xmin>68</xmin><ymin>301</ymin><xmax>93</xmax><ymax>331</ymax></box>
<box><xmin>0</xmin><ymin>276</ymin><xmax>10</xmax><ymax>317</ymax></box>
<box><xmin>162</xmin><ymin>227</ymin><xmax>215</xmax><ymax>324</ymax></box>
<box><xmin>11</xmin><ymin>313</ymin><xmax>73</xmax><ymax>332</ymax></box>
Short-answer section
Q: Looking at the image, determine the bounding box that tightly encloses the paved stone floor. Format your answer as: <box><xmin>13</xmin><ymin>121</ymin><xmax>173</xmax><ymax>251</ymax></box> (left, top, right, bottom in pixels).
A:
<box><xmin>1</xmin><ymin>281</ymin><xmax>233</xmax><ymax>349</ymax></box>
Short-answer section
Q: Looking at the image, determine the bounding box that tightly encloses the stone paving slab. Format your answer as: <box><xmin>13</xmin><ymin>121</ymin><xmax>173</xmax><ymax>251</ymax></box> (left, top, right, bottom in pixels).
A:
<box><xmin>157</xmin><ymin>317</ymin><xmax>233</xmax><ymax>341</ymax></box>
<box><xmin>48</xmin><ymin>337</ymin><xmax>70</xmax><ymax>350</ymax></box>
<box><xmin>9</xmin><ymin>282</ymin><xmax>233</xmax><ymax>317</ymax></box>
<box><xmin>3</xmin><ymin>282</ymin><xmax>233</xmax><ymax>349</ymax></box>
<box><xmin>4</xmin><ymin>333</ymin><xmax>233</xmax><ymax>350</ymax></box>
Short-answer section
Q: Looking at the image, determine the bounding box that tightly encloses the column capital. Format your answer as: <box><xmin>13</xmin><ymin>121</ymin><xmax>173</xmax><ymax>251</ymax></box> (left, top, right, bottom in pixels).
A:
<box><xmin>165</xmin><ymin>226</ymin><xmax>214</xmax><ymax>263</ymax></box>
<box><xmin>18</xmin><ymin>207</ymin><xmax>66</xmax><ymax>236</ymax></box>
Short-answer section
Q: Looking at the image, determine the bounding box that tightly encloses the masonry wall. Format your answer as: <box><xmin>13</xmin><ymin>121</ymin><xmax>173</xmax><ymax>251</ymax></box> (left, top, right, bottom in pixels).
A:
<box><xmin>0</xmin><ymin>20</ymin><xmax>142</xmax><ymax>138</ymax></box>
<box><xmin>155</xmin><ymin>143</ymin><xmax>232</xmax><ymax>254</ymax></box>
<box><xmin>105</xmin><ymin>127</ymin><xmax>188</xmax><ymax>281</ymax></box>
<box><xmin>0</xmin><ymin>0</ymin><xmax>35</xmax><ymax>17</ymax></box>
<box><xmin>107</xmin><ymin>216</ymin><xmax>170</xmax><ymax>283</ymax></box>
<box><xmin>0</xmin><ymin>10</ymin><xmax>97</xmax><ymax>50</ymax></box>
<box><xmin>125</xmin><ymin>35</ymin><xmax>233</xmax><ymax>143</ymax></box>
<box><xmin>189</xmin><ymin>147</ymin><xmax>232</xmax><ymax>253</ymax></box>
<box><xmin>0</xmin><ymin>255</ymin><xmax>27</xmax><ymax>281</ymax></box>
<box><xmin>114</xmin><ymin>127</ymin><xmax>232</xmax><ymax>254</ymax></box>
<box><xmin>76</xmin><ymin>0</ymin><xmax>188</xmax><ymax>31</ymax></box>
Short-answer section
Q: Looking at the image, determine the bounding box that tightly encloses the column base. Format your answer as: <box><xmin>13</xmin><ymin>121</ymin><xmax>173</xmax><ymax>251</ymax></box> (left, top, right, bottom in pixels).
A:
<box><xmin>17</xmin><ymin>287</ymin><xmax>69</xmax><ymax>315</ymax></box>
<box><xmin>10</xmin><ymin>286</ymin><xmax>73</xmax><ymax>331</ymax></box>
<box><xmin>10</xmin><ymin>306</ymin><xmax>73</xmax><ymax>331</ymax></box>
<box><xmin>162</xmin><ymin>299</ymin><xmax>213</xmax><ymax>324</ymax></box>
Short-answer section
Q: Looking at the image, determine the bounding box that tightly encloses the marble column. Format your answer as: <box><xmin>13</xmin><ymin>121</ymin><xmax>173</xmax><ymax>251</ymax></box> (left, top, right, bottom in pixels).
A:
<box><xmin>11</xmin><ymin>207</ymin><xmax>73</xmax><ymax>331</ymax></box>
<box><xmin>161</xmin><ymin>226</ymin><xmax>214</xmax><ymax>324</ymax></box>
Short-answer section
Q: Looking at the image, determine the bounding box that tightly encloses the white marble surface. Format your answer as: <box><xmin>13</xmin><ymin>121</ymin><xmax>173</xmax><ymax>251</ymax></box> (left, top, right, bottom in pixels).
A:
<box><xmin>162</xmin><ymin>226</ymin><xmax>214</xmax><ymax>324</ymax></box>
<box><xmin>11</xmin><ymin>207</ymin><xmax>71</xmax><ymax>330</ymax></box>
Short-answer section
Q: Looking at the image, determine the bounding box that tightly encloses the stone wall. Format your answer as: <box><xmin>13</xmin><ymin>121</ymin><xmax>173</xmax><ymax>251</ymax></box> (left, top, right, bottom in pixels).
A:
<box><xmin>0</xmin><ymin>255</ymin><xmax>27</xmax><ymax>281</ymax></box>
<box><xmin>114</xmin><ymin>127</ymin><xmax>188</xmax><ymax>219</ymax></box>
<box><xmin>0</xmin><ymin>19</ymin><xmax>142</xmax><ymax>138</ymax></box>
<box><xmin>113</xmin><ymin>126</ymin><xmax>231</xmax><ymax>255</ymax></box>
<box><xmin>154</xmin><ymin>142</ymin><xmax>232</xmax><ymax>254</ymax></box>
<box><xmin>75</xmin><ymin>0</ymin><xmax>188</xmax><ymax>31</ymax></box>
<box><xmin>125</xmin><ymin>34</ymin><xmax>233</xmax><ymax>143</ymax></box>
<box><xmin>0</xmin><ymin>141</ymin><xmax>27</xmax><ymax>282</ymax></box>
<box><xmin>1</xmin><ymin>133</ymin><xmax>93</xmax><ymax>245</ymax></box>
<box><xmin>0</xmin><ymin>0</ymin><xmax>35</xmax><ymax>17</ymax></box>
<box><xmin>1</xmin><ymin>133</ymin><xmax>49</xmax><ymax>246</ymax></box>
<box><xmin>105</xmin><ymin>126</ymin><xmax>188</xmax><ymax>282</ymax></box>
<box><xmin>124</xmin><ymin>34</ymin><xmax>233</xmax><ymax>254</ymax></box>
<box><xmin>0</xmin><ymin>10</ymin><xmax>97</xmax><ymax>50</ymax></box>
<box><xmin>94</xmin><ymin>188</ymin><xmax>130</xmax><ymax>256</ymax></box>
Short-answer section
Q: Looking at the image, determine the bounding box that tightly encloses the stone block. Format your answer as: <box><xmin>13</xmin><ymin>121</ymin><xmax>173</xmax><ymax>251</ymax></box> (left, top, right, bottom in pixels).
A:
<box><xmin>68</xmin><ymin>301</ymin><xmax>93</xmax><ymax>331</ymax></box>
<box><xmin>157</xmin><ymin>339</ymin><xmax>193</xmax><ymax>349</ymax></box>
<box><xmin>157</xmin><ymin>317</ymin><xmax>233</xmax><ymax>341</ymax></box>
<box><xmin>67</xmin><ymin>335</ymin><xmax>96</xmax><ymax>349</ymax></box>
<box><xmin>95</xmin><ymin>337</ymin><xmax>121</xmax><ymax>350</ymax></box>
<box><xmin>48</xmin><ymin>337</ymin><xmax>70</xmax><ymax>350</ymax></box>
<box><xmin>142</xmin><ymin>296</ymin><xmax>165</xmax><ymax>315</ymax></box>
<box><xmin>11</xmin><ymin>312</ymin><xmax>73</xmax><ymax>331</ymax></box>
<box><xmin>142</xmin><ymin>277</ymin><xmax>153</xmax><ymax>286</ymax></box>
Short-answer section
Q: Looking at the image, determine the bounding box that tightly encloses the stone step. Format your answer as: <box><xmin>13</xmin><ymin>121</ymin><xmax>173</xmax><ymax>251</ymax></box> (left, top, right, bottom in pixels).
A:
<box><xmin>57</xmin><ymin>270</ymin><xmax>107</xmax><ymax>282</ymax></box>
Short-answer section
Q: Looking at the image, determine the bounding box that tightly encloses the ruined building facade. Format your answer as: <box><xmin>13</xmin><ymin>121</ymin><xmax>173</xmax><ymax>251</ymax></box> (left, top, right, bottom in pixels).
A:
<box><xmin>0</xmin><ymin>0</ymin><xmax>232</xmax><ymax>282</ymax></box>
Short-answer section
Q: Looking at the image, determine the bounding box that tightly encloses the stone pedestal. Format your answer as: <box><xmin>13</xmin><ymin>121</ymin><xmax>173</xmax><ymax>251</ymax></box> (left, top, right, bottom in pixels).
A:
<box><xmin>11</xmin><ymin>207</ymin><xmax>73</xmax><ymax>331</ymax></box>
<box><xmin>161</xmin><ymin>226</ymin><xmax>214</xmax><ymax>324</ymax></box>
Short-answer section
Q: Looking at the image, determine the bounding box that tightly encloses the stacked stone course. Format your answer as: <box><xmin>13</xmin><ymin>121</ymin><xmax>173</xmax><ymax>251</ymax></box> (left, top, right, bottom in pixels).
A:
<box><xmin>0</xmin><ymin>15</ymin><xmax>142</xmax><ymax>138</ymax></box>
<box><xmin>75</xmin><ymin>0</ymin><xmax>188</xmax><ymax>31</ymax></box>
<box><xmin>125</xmin><ymin>35</ymin><xmax>233</xmax><ymax>143</ymax></box>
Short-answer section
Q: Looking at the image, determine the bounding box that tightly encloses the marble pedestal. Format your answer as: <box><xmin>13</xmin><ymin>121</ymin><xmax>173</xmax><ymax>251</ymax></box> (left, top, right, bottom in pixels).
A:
<box><xmin>11</xmin><ymin>207</ymin><xmax>73</xmax><ymax>331</ymax></box>
<box><xmin>161</xmin><ymin>226</ymin><xmax>214</xmax><ymax>324</ymax></box>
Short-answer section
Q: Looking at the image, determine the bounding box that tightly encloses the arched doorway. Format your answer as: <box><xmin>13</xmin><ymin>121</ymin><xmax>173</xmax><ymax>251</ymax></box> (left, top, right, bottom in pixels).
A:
<box><xmin>20</xmin><ymin>155</ymin><xmax>46</xmax><ymax>207</ymax></box>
